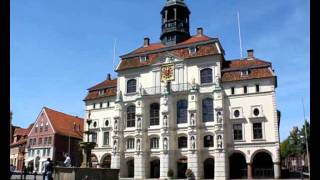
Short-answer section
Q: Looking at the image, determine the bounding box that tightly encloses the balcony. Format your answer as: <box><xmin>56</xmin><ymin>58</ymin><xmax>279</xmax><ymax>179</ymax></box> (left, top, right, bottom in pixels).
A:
<box><xmin>161</xmin><ymin>20</ymin><xmax>189</xmax><ymax>34</ymax></box>
<box><xmin>142</xmin><ymin>83</ymin><xmax>192</xmax><ymax>96</ymax></box>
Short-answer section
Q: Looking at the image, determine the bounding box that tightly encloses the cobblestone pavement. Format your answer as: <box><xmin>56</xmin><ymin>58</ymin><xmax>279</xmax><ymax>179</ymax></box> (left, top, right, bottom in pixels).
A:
<box><xmin>11</xmin><ymin>174</ymin><xmax>43</xmax><ymax>180</ymax></box>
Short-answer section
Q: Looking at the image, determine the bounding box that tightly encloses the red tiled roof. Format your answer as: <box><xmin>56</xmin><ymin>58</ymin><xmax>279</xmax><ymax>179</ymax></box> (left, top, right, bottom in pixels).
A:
<box><xmin>44</xmin><ymin>107</ymin><xmax>84</xmax><ymax>139</ymax></box>
<box><xmin>14</xmin><ymin>128</ymin><xmax>28</xmax><ymax>136</ymax></box>
<box><xmin>221</xmin><ymin>59</ymin><xmax>274</xmax><ymax>82</ymax></box>
<box><xmin>222</xmin><ymin>58</ymin><xmax>270</xmax><ymax>69</ymax></box>
<box><xmin>84</xmin><ymin>87</ymin><xmax>117</xmax><ymax>101</ymax></box>
<box><xmin>88</xmin><ymin>79</ymin><xmax>117</xmax><ymax>91</ymax></box>
<box><xmin>117</xmin><ymin>39</ymin><xmax>219</xmax><ymax>71</ymax></box>
<box><xmin>10</xmin><ymin>138</ymin><xmax>27</xmax><ymax>147</ymax></box>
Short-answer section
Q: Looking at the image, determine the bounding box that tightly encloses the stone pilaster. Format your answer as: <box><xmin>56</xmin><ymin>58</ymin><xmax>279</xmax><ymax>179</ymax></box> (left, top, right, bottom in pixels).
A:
<box><xmin>274</xmin><ymin>162</ymin><xmax>281</xmax><ymax>179</ymax></box>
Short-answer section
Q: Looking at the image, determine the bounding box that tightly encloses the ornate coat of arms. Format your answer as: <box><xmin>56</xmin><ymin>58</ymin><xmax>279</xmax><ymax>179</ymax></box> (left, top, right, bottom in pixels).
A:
<box><xmin>161</xmin><ymin>63</ymin><xmax>175</xmax><ymax>82</ymax></box>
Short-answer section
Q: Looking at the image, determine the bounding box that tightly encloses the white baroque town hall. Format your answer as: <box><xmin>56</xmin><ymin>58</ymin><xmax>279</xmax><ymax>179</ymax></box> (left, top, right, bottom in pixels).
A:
<box><xmin>83</xmin><ymin>0</ymin><xmax>281</xmax><ymax>179</ymax></box>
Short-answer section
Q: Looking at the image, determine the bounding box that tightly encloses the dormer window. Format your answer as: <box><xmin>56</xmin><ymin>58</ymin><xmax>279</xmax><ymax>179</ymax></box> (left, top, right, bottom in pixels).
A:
<box><xmin>139</xmin><ymin>56</ymin><xmax>148</xmax><ymax>62</ymax></box>
<box><xmin>189</xmin><ymin>46</ymin><xmax>198</xmax><ymax>55</ymax></box>
<box><xmin>98</xmin><ymin>89</ymin><xmax>104</xmax><ymax>96</ymax></box>
<box><xmin>241</xmin><ymin>69</ymin><xmax>250</xmax><ymax>76</ymax></box>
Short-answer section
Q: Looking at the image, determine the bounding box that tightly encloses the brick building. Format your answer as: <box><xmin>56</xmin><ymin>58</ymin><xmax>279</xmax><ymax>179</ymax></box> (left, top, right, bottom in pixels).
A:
<box><xmin>25</xmin><ymin>107</ymin><xmax>84</xmax><ymax>173</ymax></box>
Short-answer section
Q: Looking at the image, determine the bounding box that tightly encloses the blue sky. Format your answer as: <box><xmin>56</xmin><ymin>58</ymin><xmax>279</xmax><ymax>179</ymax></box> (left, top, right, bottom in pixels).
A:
<box><xmin>10</xmin><ymin>0</ymin><xmax>309</xmax><ymax>141</ymax></box>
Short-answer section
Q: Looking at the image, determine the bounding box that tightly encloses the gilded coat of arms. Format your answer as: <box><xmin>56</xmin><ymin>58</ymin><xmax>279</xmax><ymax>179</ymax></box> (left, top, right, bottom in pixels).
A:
<box><xmin>161</xmin><ymin>63</ymin><xmax>175</xmax><ymax>82</ymax></box>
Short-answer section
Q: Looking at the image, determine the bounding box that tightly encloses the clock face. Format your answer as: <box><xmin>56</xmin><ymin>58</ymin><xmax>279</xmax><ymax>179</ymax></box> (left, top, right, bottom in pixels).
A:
<box><xmin>161</xmin><ymin>63</ymin><xmax>175</xmax><ymax>82</ymax></box>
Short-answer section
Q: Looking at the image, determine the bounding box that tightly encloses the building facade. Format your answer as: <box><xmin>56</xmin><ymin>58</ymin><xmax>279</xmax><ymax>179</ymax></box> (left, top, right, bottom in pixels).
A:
<box><xmin>10</xmin><ymin>124</ymin><xmax>33</xmax><ymax>171</ymax></box>
<box><xmin>25</xmin><ymin>107</ymin><xmax>83</xmax><ymax>173</ymax></box>
<box><xmin>83</xmin><ymin>0</ymin><xmax>281</xmax><ymax>179</ymax></box>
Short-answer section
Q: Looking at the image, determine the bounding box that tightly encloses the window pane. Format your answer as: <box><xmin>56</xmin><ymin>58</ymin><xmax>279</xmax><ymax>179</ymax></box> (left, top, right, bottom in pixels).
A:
<box><xmin>253</xmin><ymin>123</ymin><xmax>262</xmax><ymax>139</ymax></box>
<box><xmin>177</xmin><ymin>100</ymin><xmax>188</xmax><ymax>124</ymax></box>
<box><xmin>127</xmin><ymin>79</ymin><xmax>137</xmax><ymax>93</ymax></box>
<box><xmin>150</xmin><ymin>103</ymin><xmax>160</xmax><ymax>126</ymax></box>
<box><xmin>202</xmin><ymin>98</ymin><xmax>213</xmax><ymax>122</ymax></box>
<box><xmin>200</xmin><ymin>68</ymin><xmax>213</xmax><ymax>84</ymax></box>
<box><xmin>103</xmin><ymin>132</ymin><xmax>109</xmax><ymax>145</ymax></box>
<box><xmin>127</xmin><ymin>106</ymin><xmax>136</xmax><ymax>127</ymax></box>
<box><xmin>233</xmin><ymin>124</ymin><xmax>243</xmax><ymax>140</ymax></box>
<box><xmin>204</xmin><ymin>135</ymin><xmax>213</xmax><ymax>147</ymax></box>
<box><xmin>178</xmin><ymin>136</ymin><xmax>187</xmax><ymax>148</ymax></box>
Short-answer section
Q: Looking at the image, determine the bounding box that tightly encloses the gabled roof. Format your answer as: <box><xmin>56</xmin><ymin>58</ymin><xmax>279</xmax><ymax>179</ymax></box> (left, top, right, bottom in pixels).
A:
<box><xmin>44</xmin><ymin>107</ymin><xmax>84</xmax><ymax>139</ymax></box>
<box><xmin>84</xmin><ymin>78</ymin><xmax>118</xmax><ymax>101</ymax></box>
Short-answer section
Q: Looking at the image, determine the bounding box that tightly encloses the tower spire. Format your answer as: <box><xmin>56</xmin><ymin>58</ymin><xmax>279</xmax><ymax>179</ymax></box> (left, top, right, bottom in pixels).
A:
<box><xmin>160</xmin><ymin>0</ymin><xmax>190</xmax><ymax>45</ymax></box>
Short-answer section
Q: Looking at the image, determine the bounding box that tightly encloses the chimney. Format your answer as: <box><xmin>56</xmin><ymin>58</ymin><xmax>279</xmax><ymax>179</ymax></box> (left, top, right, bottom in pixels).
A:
<box><xmin>247</xmin><ymin>49</ymin><xmax>254</xmax><ymax>60</ymax></box>
<box><xmin>107</xmin><ymin>73</ymin><xmax>111</xmax><ymax>80</ymax></box>
<box><xmin>197</xmin><ymin>27</ymin><xmax>203</xmax><ymax>36</ymax></box>
<box><xmin>144</xmin><ymin>37</ymin><xmax>150</xmax><ymax>47</ymax></box>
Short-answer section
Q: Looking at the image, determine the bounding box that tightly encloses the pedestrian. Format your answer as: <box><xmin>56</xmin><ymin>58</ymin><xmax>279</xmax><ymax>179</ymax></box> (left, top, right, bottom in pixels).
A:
<box><xmin>42</xmin><ymin>161</ymin><xmax>47</xmax><ymax>180</ymax></box>
<box><xmin>22</xmin><ymin>164</ymin><xmax>28</xmax><ymax>180</ymax></box>
<box><xmin>63</xmin><ymin>153</ymin><xmax>71</xmax><ymax>167</ymax></box>
<box><xmin>9</xmin><ymin>164</ymin><xmax>14</xmax><ymax>179</ymax></box>
<box><xmin>45</xmin><ymin>158</ymin><xmax>54</xmax><ymax>180</ymax></box>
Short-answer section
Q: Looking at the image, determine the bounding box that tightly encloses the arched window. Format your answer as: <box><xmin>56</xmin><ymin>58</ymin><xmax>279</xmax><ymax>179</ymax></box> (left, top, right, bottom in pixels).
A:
<box><xmin>127</xmin><ymin>79</ymin><xmax>137</xmax><ymax>93</ymax></box>
<box><xmin>177</xmin><ymin>100</ymin><xmax>188</xmax><ymax>124</ymax></box>
<box><xmin>200</xmin><ymin>68</ymin><xmax>213</xmax><ymax>84</ymax></box>
<box><xmin>204</xmin><ymin>135</ymin><xmax>214</xmax><ymax>147</ymax></box>
<box><xmin>150</xmin><ymin>137</ymin><xmax>159</xmax><ymax>149</ymax></box>
<box><xmin>127</xmin><ymin>105</ymin><xmax>136</xmax><ymax>128</ymax></box>
<box><xmin>127</xmin><ymin>138</ymin><xmax>135</xmax><ymax>149</ymax></box>
<box><xmin>202</xmin><ymin>98</ymin><xmax>213</xmax><ymax>122</ymax></box>
<box><xmin>178</xmin><ymin>136</ymin><xmax>188</xmax><ymax>148</ymax></box>
<box><xmin>150</xmin><ymin>103</ymin><xmax>160</xmax><ymax>126</ymax></box>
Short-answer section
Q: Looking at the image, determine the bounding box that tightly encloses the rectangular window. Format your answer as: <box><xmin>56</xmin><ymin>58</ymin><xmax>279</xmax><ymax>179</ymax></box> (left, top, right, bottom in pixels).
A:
<box><xmin>231</xmin><ymin>87</ymin><xmax>235</xmax><ymax>95</ymax></box>
<box><xmin>44</xmin><ymin>137</ymin><xmax>48</xmax><ymax>145</ymax></box>
<box><xmin>35</xmin><ymin>127</ymin><xmax>38</xmax><ymax>133</ymax></box>
<box><xmin>103</xmin><ymin>132</ymin><xmax>109</xmax><ymax>146</ymax></box>
<box><xmin>37</xmin><ymin>150</ymin><xmax>40</xmax><ymax>155</ymax></box>
<box><xmin>150</xmin><ymin>138</ymin><xmax>159</xmax><ymax>149</ymax></box>
<box><xmin>127</xmin><ymin>139</ymin><xmax>135</xmax><ymax>149</ymax></box>
<box><xmin>48</xmin><ymin>137</ymin><xmax>52</xmax><ymax>144</ymax></box>
<box><xmin>33</xmin><ymin>138</ymin><xmax>36</xmax><ymax>145</ymax></box>
<box><xmin>256</xmin><ymin>84</ymin><xmax>260</xmax><ymax>92</ymax></box>
<box><xmin>42</xmin><ymin>149</ymin><xmax>46</xmax><ymax>157</ymax></box>
<box><xmin>233</xmin><ymin>124</ymin><xmax>243</xmax><ymax>140</ymax></box>
<box><xmin>40</xmin><ymin>126</ymin><xmax>43</xmax><ymax>132</ymax></box>
<box><xmin>253</xmin><ymin>123</ymin><xmax>263</xmax><ymax>139</ymax></box>
<box><xmin>244</xmin><ymin>86</ymin><xmax>247</xmax><ymax>94</ymax></box>
<box><xmin>93</xmin><ymin>104</ymin><xmax>96</xmax><ymax>109</ymax></box>
<box><xmin>29</xmin><ymin>139</ymin><xmax>33</xmax><ymax>146</ymax></box>
<box><xmin>107</xmin><ymin>101</ymin><xmax>110</xmax><ymax>108</ymax></box>
<box><xmin>45</xmin><ymin>125</ymin><xmax>48</xmax><ymax>131</ymax></box>
<box><xmin>38</xmin><ymin>138</ymin><xmax>42</xmax><ymax>145</ymax></box>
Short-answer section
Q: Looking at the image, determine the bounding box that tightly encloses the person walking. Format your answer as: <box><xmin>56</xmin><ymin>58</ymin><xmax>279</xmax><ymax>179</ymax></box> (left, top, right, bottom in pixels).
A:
<box><xmin>22</xmin><ymin>164</ymin><xmax>28</xmax><ymax>180</ymax></box>
<box><xmin>45</xmin><ymin>158</ymin><xmax>54</xmax><ymax>180</ymax></box>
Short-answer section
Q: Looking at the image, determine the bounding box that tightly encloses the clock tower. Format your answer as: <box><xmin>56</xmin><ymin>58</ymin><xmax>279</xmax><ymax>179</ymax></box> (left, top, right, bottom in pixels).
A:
<box><xmin>160</xmin><ymin>0</ymin><xmax>191</xmax><ymax>46</ymax></box>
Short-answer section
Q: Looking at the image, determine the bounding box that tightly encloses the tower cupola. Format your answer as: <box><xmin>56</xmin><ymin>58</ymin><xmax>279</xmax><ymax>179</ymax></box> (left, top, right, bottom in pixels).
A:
<box><xmin>160</xmin><ymin>0</ymin><xmax>191</xmax><ymax>46</ymax></box>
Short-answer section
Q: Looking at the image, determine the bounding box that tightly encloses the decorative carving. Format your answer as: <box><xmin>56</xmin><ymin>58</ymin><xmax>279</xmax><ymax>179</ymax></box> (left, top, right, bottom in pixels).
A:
<box><xmin>113</xmin><ymin>140</ymin><xmax>117</xmax><ymax>152</ymax></box>
<box><xmin>215</xmin><ymin>75</ymin><xmax>221</xmax><ymax>87</ymax></box>
<box><xmin>114</xmin><ymin>120</ymin><xmax>118</xmax><ymax>131</ymax></box>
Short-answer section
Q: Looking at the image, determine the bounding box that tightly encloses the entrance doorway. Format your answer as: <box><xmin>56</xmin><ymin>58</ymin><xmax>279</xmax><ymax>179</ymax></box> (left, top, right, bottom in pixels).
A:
<box><xmin>229</xmin><ymin>153</ymin><xmax>248</xmax><ymax>179</ymax></box>
<box><xmin>150</xmin><ymin>159</ymin><xmax>160</xmax><ymax>178</ymax></box>
<box><xmin>127</xmin><ymin>159</ymin><xmax>134</xmax><ymax>178</ymax></box>
<box><xmin>177</xmin><ymin>157</ymin><xmax>187</xmax><ymax>178</ymax></box>
<box><xmin>252</xmin><ymin>152</ymin><xmax>274</xmax><ymax>178</ymax></box>
<box><xmin>203</xmin><ymin>158</ymin><xmax>215</xmax><ymax>179</ymax></box>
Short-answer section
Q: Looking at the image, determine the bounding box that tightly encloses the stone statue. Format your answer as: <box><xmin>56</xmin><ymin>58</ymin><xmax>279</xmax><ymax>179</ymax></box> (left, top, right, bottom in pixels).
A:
<box><xmin>113</xmin><ymin>140</ymin><xmax>117</xmax><ymax>152</ymax></box>
<box><xmin>191</xmin><ymin>77</ymin><xmax>197</xmax><ymax>90</ymax></box>
<box><xmin>139</xmin><ymin>84</ymin><xmax>143</xmax><ymax>95</ymax></box>
<box><xmin>190</xmin><ymin>113</ymin><xmax>195</xmax><ymax>126</ymax></box>
<box><xmin>215</xmin><ymin>75</ymin><xmax>221</xmax><ymax>87</ymax></box>
<box><xmin>114</xmin><ymin>120</ymin><xmax>118</xmax><ymax>131</ymax></box>
<box><xmin>163</xmin><ymin>95</ymin><xmax>168</xmax><ymax>105</ymax></box>
<box><xmin>217</xmin><ymin>111</ymin><xmax>222</xmax><ymax>123</ymax></box>
<box><xmin>137</xmin><ymin>139</ymin><xmax>141</xmax><ymax>151</ymax></box>
<box><xmin>163</xmin><ymin>138</ymin><xmax>168</xmax><ymax>150</ymax></box>
<box><xmin>217</xmin><ymin>135</ymin><xmax>223</xmax><ymax>148</ymax></box>
<box><xmin>191</xmin><ymin>136</ymin><xmax>195</xmax><ymax>149</ymax></box>
<box><xmin>137</xmin><ymin>118</ymin><xmax>141</xmax><ymax>129</ymax></box>
<box><xmin>163</xmin><ymin>115</ymin><xmax>168</xmax><ymax>126</ymax></box>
